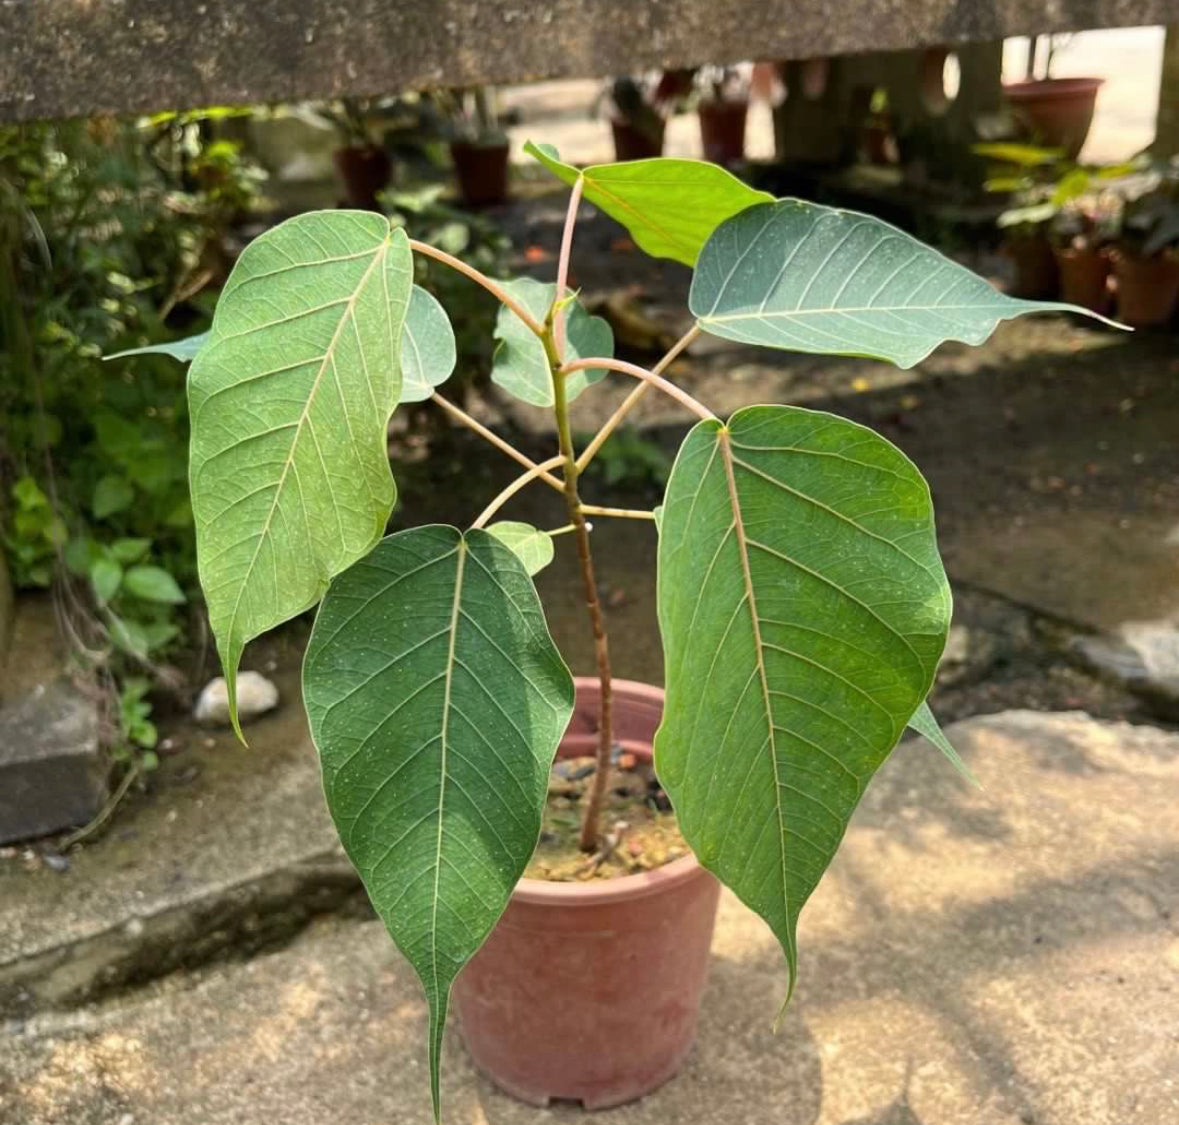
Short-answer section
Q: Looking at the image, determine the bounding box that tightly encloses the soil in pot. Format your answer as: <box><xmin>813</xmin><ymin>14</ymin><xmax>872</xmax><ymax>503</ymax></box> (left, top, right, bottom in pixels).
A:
<box><xmin>1004</xmin><ymin>232</ymin><xmax>1059</xmax><ymax>299</ymax></box>
<box><xmin>452</xmin><ymin>678</ymin><xmax>720</xmax><ymax>1109</ymax></box>
<box><xmin>699</xmin><ymin>99</ymin><xmax>749</xmax><ymax>166</ymax></box>
<box><xmin>1113</xmin><ymin>250</ymin><xmax>1179</xmax><ymax>328</ymax></box>
<box><xmin>450</xmin><ymin>139</ymin><xmax>510</xmax><ymax>207</ymax></box>
<box><xmin>1003</xmin><ymin>77</ymin><xmax>1103</xmax><ymax>159</ymax></box>
<box><xmin>1054</xmin><ymin>245</ymin><xmax>1111</xmax><ymax>313</ymax></box>
<box><xmin>611</xmin><ymin>119</ymin><xmax>665</xmax><ymax>161</ymax></box>
<box><xmin>332</xmin><ymin>144</ymin><xmax>392</xmax><ymax>211</ymax></box>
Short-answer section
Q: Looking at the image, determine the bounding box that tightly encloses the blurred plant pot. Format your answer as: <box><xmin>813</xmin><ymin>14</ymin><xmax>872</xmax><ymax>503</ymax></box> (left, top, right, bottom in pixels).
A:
<box><xmin>611</xmin><ymin>119</ymin><xmax>665</xmax><ymax>161</ymax></box>
<box><xmin>450</xmin><ymin>139</ymin><xmax>510</xmax><ymax>207</ymax></box>
<box><xmin>699</xmin><ymin>100</ymin><xmax>749</xmax><ymax>167</ymax></box>
<box><xmin>863</xmin><ymin>121</ymin><xmax>896</xmax><ymax>165</ymax></box>
<box><xmin>453</xmin><ymin>677</ymin><xmax>720</xmax><ymax>1109</ymax></box>
<box><xmin>1053</xmin><ymin>245</ymin><xmax>1111</xmax><ymax>313</ymax></box>
<box><xmin>1002</xmin><ymin>77</ymin><xmax>1103</xmax><ymax>159</ymax></box>
<box><xmin>332</xmin><ymin>144</ymin><xmax>392</xmax><ymax>211</ymax></box>
<box><xmin>1003</xmin><ymin>232</ymin><xmax>1059</xmax><ymax>299</ymax></box>
<box><xmin>1112</xmin><ymin>250</ymin><xmax>1179</xmax><ymax>328</ymax></box>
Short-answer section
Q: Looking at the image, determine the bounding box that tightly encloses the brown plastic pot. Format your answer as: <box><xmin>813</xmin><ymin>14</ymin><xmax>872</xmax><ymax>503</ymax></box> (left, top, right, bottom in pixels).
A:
<box><xmin>1112</xmin><ymin>250</ymin><xmax>1179</xmax><ymax>328</ymax></box>
<box><xmin>1053</xmin><ymin>245</ymin><xmax>1111</xmax><ymax>313</ymax></box>
<box><xmin>699</xmin><ymin>100</ymin><xmax>749</xmax><ymax>167</ymax></box>
<box><xmin>1003</xmin><ymin>77</ymin><xmax>1103</xmax><ymax>159</ymax></box>
<box><xmin>611</xmin><ymin>119</ymin><xmax>665</xmax><ymax>161</ymax></box>
<box><xmin>332</xmin><ymin>144</ymin><xmax>392</xmax><ymax>211</ymax></box>
<box><xmin>450</xmin><ymin>139</ymin><xmax>510</xmax><ymax>207</ymax></box>
<box><xmin>1003</xmin><ymin>232</ymin><xmax>1058</xmax><ymax>299</ymax></box>
<box><xmin>453</xmin><ymin>677</ymin><xmax>720</xmax><ymax>1109</ymax></box>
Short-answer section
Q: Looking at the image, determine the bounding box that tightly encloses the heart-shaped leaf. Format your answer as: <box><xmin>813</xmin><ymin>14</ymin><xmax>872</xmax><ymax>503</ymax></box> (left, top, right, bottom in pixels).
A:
<box><xmin>303</xmin><ymin>525</ymin><xmax>574</xmax><ymax>1123</ymax></box>
<box><xmin>189</xmin><ymin>211</ymin><xmax>412</xmax><ymax>734</ymax></box>
<box><xmin>690</xmin><ymin>200</ymin><xmax>1117</xmax><ymax>368</ymax></box>
<box><xmin>526</xmin><ymin>142</ymin><xmax>770</xmax><ymax>266</ymax></box>
<box><xmin>491</xmin><ymin>278</ymin><xmax>612</xmax><ymax>407</ymax></box>
<box><xmin>401</xmin><ymin>285</ymin><xmax>457</xmax><ymax>403</ymax></box>
<box><xmin>486</xmin><ymin>520</ymin><xmax>555</xmax><ymax>575</ymax></box>
<box><xmin>655</xmin><ymin>404</ymin><xmax>952</xmax><ymax>1008</ymax></box>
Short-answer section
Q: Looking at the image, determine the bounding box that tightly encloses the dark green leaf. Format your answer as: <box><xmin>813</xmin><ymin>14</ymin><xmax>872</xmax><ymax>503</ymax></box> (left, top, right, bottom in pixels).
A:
<box><xmin>690</xmin><ymin>200</ymin><xmax>1117</xmax><ymax>368</ymax></box>
<box><xmin>491</xmin><ymin>278</ymin><xmax>612</xmax><ymax>407</ymax></box>
<box><xmin>92</xmin><ymin>475</ymin><xmax>134</xmax><ymax>519</ymax></box>
<box><xmin>655</xmin><ymin>405</ymin><xmax>952</xmax><ymax>1011</ymax></box>
<box><xmin>303</xmin><ymin>525</ymin><xmax>574</xmax><ymax>1122</ymax></box>
<box><xmin>525</xmin><ymin>142</ymin><xmax>771</xmax><ymax>266</ymax></box>
<box><xmin>109</xmin><ymin>537</ymin><xmax>152</xmax><ymax>564</ymax></box>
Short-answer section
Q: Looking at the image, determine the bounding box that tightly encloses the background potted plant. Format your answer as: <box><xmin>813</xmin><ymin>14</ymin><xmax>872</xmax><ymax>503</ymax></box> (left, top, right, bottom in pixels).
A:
<box><xmin>602</xmin><ymin>76</ymin><xmax>670</xmax><ymax>161</ymax></box>
<box><xmin>444</xmin><ymin>87</ymin><xmax>512</xmax><ymax>208</ymax></box>
<box><xmin>317</xmin><ymin>98</ymin><xmax>394</xmax><ymax>211</ymax></box>
<box><xmin>1003</xmin><ymin>34</ymin><xmax>1103</xmax><ymax>159</ymax></box>
<box><xmin>126</xmin><ymin>141</ymin><xmax>1105</xmax><ymax>1121</ymax></box>
<box><xmin>1112</xmin><ymin>170</ymin><xmax>1179</xmax><ymax>327</ymax></box>
<box><xmin>695</xmin><ymin>65</ymin><xmax>751</xmax><ymax>167</ymax></box>
<box><xmin>1050</xmin><ymin>193</ymin><xmax>1119</xmax><ymax>314</ymax></box>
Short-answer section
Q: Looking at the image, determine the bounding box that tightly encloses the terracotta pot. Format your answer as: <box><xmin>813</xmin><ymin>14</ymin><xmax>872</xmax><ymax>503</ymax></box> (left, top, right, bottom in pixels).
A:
<box><xmin>1053</xmin><ymin>245</ymin><xmax>1111</xmax><ymax>313</ymax></box>
<box><xmin>699</xmin><ymin>100</ymin><xmax>749</xmax><ymax>167</ymax></box>
<box><xmin>1004</xmin><ymin>232</ymin><xmax>1058</xmax><ymax>299</ymax></box>
<box><xmin>332</xmin><ymin>144</ymin><xmax>392</xmax><ymax>211</ymax></box>
<box><xmin>453</xmin><ymin>678</ymin><xmax>720</xmax><ymax>1109</ymax></box>
<box><xmin>611</xmin><ymin>119</ymin><xmax>665</xmax><ymax>161</ymax></box>
<box><xmin>450</xmin><ymin>139</ymin><xmax>510</xmax><ymax>207</ymax></box>
<box><xmin>1112</xmin><ymin>250</ymin><xmax>1179</xmax><ymax>328</ymax></box>
<box><xmin>1003</xmin><ymin>77</ymin><xmax>1103</xmax><ymax>159</ymax></box>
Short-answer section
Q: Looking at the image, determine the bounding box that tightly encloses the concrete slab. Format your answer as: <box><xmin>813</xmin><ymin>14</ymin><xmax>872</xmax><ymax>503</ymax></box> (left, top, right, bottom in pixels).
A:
<box><xmin>2</xmin><ymin>710</ymin><xmax>1176</xmax><ymax>1125</ymax></box>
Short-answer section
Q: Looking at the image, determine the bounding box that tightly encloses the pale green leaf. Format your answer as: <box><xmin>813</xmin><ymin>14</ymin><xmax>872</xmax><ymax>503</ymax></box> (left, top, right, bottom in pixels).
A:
<box><xmin>690</xmin><ymin>200</ymin><xmax>1118</xmax><ymax>369</ymax></box>
<box><xmin>303</xmin><ymin>525</ymin><xmax>574</xmax><ymax>1123</ymax></box>
<box><xmin>525</xmin><ymin>141</ymin><xmax>771</xmax><ymax>266</ymax></box>
<box><xmin>486</xmin><ymin>520</ymin><xmax>555</xmax><ymax>575</ymax></box>
<box><xmin>106</xmin><ymin>330</ymin><xmax>210</xmax><ymax>364</ymax></box>
<box><xmin>907</xmin><ymin>701</ymin><xmax>980</xmax><ymax>787</ymax></box>
<box><xmin>491</xmin><ymin>278</ymin><xmax>612</xmax><ymax>407</ymax></box>
<box><xmin>401</xmin><ymin>285</ymin><xmax>456</xmax><ymax>403</ymax></box>
<box><xmin>655</xmin><ymin>404</ymin><xmax>952</xmax><ymax>1011</ymax></box>
<box><xmin>89</xmin><ymin>556</ymin><xmax>122</xmax><ymax>604</ymax></box>
<box><xmin>92</xmin><ymin>475</ymin><xmax>133</xmax><ymax>519</ymax></box>
<box><xmin>123</xmin><ymin>564</ymin><xmax>186</xmax><ymax>604</ymax></box>
<box><xmin>109</xmin><ymin>537</ymin><xmax>152</xmax><ymax>564</ymax></box>
<box><xmin>188</xmin><ymin>211</ymin><xmax>412</xmax><ymax>735</ymax></box>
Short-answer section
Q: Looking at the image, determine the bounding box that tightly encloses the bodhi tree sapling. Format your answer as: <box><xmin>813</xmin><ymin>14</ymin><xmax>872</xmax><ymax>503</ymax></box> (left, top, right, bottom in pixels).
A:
<box><xmin>134</xmin><ymin>141</ymin><xmax>1111</xmax><ymax>1120</ymax></box>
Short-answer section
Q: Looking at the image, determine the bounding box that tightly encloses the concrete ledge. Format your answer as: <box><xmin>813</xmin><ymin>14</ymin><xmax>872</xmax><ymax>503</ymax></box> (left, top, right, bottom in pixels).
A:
<box><xmin>5</xmin><ymin>0</ymin><xmax>1179</xmax><ymax>123</ymax></box>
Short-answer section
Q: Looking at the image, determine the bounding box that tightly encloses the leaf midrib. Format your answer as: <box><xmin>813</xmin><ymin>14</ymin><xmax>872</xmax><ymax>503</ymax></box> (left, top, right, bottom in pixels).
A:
<box><xmin>222</xmin><ymin>229</ymin><xmax>392</xmax><ymax>649</ymax></box>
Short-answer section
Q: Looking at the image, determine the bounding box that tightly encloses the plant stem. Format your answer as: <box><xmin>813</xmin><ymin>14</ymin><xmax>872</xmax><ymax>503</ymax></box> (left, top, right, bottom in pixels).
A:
<box><xmin>408</xmin><ymin>239</ymin><xmax>545</xmax><ymax>336</ymax></box>
<box><xmin>430</xmin><ymin>393</ymin><xmax>564</xmax><ymax>491</ymax></box>
<box><xmin>552</xmin><ymin>175</ymin><xmax>585</xmax><ymax>357</ymax></box>
<box><xmin>579</xmin><ymin>504</ymin><xmax>656</xmax><ymax>521</ymax></box>
<box><xmin>562</xmin><ymin>355</ymin><xmax>715</xmax><ymax>422</ymax></box>
<box><xmin>576</xmin><ymin>324</ymin><xmax>701</xmax><ymax>471</ymax></box>
<box><xmin>471</xmin><ymin>455</ymin><xmax>566</xmax><ymax>529</ymax></box>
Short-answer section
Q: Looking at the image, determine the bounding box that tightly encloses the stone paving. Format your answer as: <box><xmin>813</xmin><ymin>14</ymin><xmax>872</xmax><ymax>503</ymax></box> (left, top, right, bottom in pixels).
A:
<box><xmin>3</xmin><ymin>711</ymin><xmax>1177</xmax><ymax>1125</ymax></box>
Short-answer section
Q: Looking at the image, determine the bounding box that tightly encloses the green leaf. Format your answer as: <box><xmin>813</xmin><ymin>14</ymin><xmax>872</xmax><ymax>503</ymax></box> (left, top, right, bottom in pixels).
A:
<box><xmin>92</xmin><ymin>475</ymin><xmax>134</xmax><ymax>519</ymax></box>
<box><xmin>303</xmin><ymin>525</ymin><xmax>574</xmax><ymax>1123</ymax></box>
<box><xmin>89</xmin><ymin>556</ymin><xmax>123</xmax><ymax>604</ymax></box>
<box><xmin>188</xmin><ymin>211</ymin><xmax>413</xmax><ymax>735</ymax></box>
<box><xmin>401</xmin><ymin>285</ymin><xmax>457</xmax><ymax>403</ymax></box>
<box><xmin>123</xmin><ymin>565</ymin><xmax>186</xmax><ymax>604</ymax></box>
<box><xmin>106</xmin><ymin>330</ymin><xmax>210</xmax><ymax>364</ymax></box>
<box><xmin>655</xmin><ymin>404</ymin><xmax>952</xmax><ymax>1012</ymax></box>
<box><xmin>109</xmin><ymin>537</ymin><xmax>152</xmax><ymax>564</ymax></box>
<box><xmin>486</xmin><ymin>520</ymin><xmax>555</xmax><ymax>575</ymax></box>
<box><xmin>907</xmin><ymin>701</ymin><xmax>980</xmax><ymax>787</ymax></box>
<box><xmin>690</xmin><ymin>200</ymin><xmax>1117</xmax><ymax>369</ymax></box>
<box><xmin>525</xmin><ymin>142</ymin><xmax>771</xmax><ymax>266</ymax></box>
<box><xmin>491</xmin><ymin>278</ymin><xmax>613</xmax><ymax>407</ymax></box>
<box><xmin>107</xmin><ymin>614</ymin><xmax>149</xmax><ymax>658</ymax></box>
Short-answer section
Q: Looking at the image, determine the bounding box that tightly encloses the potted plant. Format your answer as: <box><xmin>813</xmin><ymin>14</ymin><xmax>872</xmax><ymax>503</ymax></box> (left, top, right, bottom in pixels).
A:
<box><xmin>445</xmin><ymin>87</ymin><xmax>512</xmax><ymax>208</ymax></box>
<box><xmin>126</xmin><ymin>141</ymin><xmax>1104</xmax><ymax>1121</ymax></box>
<box><xmin>1003</xmin><ymin>35</ymin><xmax>1103</xmax><ymax>159</ymax></box>
<box><xmin>1112</xmin><ymin>174</ymin><xmax>1179</xmax><ymax>327</ymax></box>
<box><xmin>317</xmin><ymin>98</ymin><xmax>393</xmax><ymax>211</ymax></box>
<box><xmin>863</xmin><ymin>88</ymin><xmax>898</xmax><ymax>166</ymax></box>
<box><xmin>1050</xmin><ymin>195</ymin><xmax>1119</xmax><ymax>314</ymax></box>
<box><xmin>695</xmin><ymin>65</ymin><xmax>751</xmax><ymax>167</ymax></box>
<box><xmin>602</xmin><ymin>76</ymin><xmax>670</xmax><ymax>161</ymax></box>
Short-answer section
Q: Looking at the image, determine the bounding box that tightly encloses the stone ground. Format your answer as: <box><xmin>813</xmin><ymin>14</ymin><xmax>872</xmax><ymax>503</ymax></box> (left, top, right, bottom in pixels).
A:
<box><xmin>3</xmin><ymin>712</ymin><xmax>1178</xmax><ymax>1125</ymax></box>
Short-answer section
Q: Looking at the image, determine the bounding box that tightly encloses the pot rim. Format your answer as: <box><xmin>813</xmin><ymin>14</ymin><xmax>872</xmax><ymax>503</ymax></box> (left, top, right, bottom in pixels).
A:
<box><xmin>512</xmin><ymin>677</ymin><xmax>708</xmax><ymax>907</ymax></box>
<box><xmin>1003</xmin><ymin>76</ymin><xmax>1104</xmax><ymax>99</ymax></box>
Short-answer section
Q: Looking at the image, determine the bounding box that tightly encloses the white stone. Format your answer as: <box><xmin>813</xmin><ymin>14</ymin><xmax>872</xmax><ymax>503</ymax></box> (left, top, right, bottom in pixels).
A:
<box><xmin>193</xmin><ymin>672</ymin><xmax>279</xmax><ymax>727</ymax></box>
